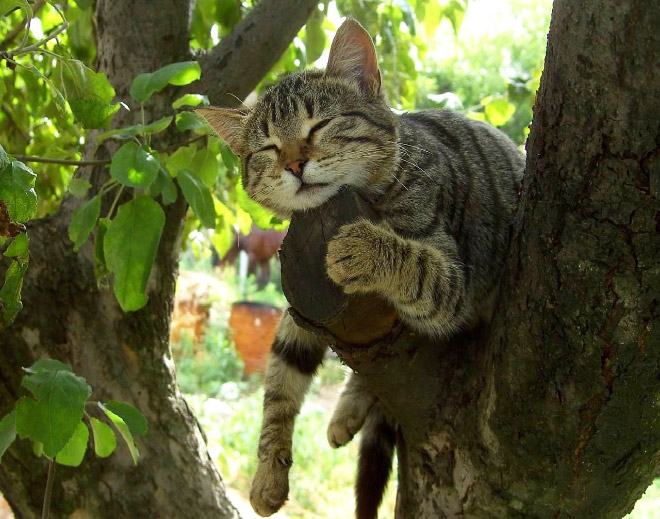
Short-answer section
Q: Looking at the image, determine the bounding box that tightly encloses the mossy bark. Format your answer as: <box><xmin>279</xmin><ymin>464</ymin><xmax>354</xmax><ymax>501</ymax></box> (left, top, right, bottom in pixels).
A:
<box><xmin>282</xmin><ymin>0</ymin><xmax>660</xmax><ymax>517</ymax></box>
<box><xmin>0</xmin><ymin>0</ymin><xmax>318</xmax><ymax>517</ymax></box>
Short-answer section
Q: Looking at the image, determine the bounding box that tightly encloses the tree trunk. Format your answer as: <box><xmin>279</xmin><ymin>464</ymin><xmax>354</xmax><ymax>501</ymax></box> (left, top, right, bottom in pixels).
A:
<box><xmin>0</xmin><ymin>0</ymin><xmax>317</xmax><ymax>517</ymax></box>
<box><xmin>283</xmin><ymin>0</ymin><xmax>660</xmax><ymax>517</ymax></box>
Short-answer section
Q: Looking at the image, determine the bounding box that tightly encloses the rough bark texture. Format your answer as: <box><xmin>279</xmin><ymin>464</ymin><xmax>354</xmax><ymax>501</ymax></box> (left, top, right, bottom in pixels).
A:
<box><xmin>0</xmin><ymin>0</ymin><xmax>316</xmax><ymax>517</ymax></box>
<box><xmin>282</xmin><ymin>0</ymin><xmax>660</xmax><ymax>517</ymax></box>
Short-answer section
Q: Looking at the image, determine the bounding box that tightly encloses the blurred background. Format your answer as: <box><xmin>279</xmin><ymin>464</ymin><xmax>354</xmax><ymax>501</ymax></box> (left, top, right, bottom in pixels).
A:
<box><xmin>1</xmin><ymin>0</ymin><xmax>657</xmax><ymax>517</ymax></box>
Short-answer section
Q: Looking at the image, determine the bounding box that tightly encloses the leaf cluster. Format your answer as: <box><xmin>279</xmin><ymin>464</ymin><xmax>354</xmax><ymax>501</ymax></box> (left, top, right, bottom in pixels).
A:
<box><xmin>0</xmin><ymin>359</ymin><xmax>147</xmax><ymax>467</ymax></box>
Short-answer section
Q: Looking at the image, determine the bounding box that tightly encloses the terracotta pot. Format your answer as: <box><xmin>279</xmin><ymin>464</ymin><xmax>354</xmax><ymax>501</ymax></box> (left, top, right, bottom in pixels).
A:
<box><xmin>229</xmin><ymin>302</ymin><xmax>282</xmax><ymax>375</ymax></box>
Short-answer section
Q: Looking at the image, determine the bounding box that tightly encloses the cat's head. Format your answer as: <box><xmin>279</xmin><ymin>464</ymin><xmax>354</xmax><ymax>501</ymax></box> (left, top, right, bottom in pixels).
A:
<box><xmin>198</xmin><ymin>20</ymin><xmax>398</xmax><ymax>217</ymax></box>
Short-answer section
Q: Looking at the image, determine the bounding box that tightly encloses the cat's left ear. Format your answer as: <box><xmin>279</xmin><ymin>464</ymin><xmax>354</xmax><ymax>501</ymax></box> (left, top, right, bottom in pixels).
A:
<box><xmin>326</xmin><ymin>19</ymin><xmax>381</xmax><ymax>96</ymax></box>
<box><xmin>196</xmin><ymin>107</ymin><xmax>247</xmax><ymax>156</ymax></box>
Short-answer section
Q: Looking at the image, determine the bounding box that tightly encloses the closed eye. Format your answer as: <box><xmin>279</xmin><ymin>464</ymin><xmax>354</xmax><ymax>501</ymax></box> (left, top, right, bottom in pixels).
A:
<box><xmin>258</xmin><ymin>144</ymin><xmax>280</xmax><ymax>154</ymax></box>
<box><xmin>307</xmin><ymin>118</ymin><xmax>333</xmax><ymax>141</ymax></box>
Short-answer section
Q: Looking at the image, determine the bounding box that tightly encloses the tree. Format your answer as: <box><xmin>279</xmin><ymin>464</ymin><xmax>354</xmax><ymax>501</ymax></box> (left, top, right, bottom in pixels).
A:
<box><xmin>282</xmin><ymin>0</ymin><xmax>660</xmax><ymax>517</ymax></box>
<box><xmin>1</xmin><ymin>1</ymin><xmax>657</xmax><ymax>519</ymax></box>
<box><xmin>0</xmin><ymin>0</ymin><xmax>319</xmax><ymax>517</ymax></box>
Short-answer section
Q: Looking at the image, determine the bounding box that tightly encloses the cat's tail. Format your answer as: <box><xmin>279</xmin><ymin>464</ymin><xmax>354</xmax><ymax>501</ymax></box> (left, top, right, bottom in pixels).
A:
<box><xmin>356</xmin><ymin>402</ymin><xmax>396</xmax><ymax>519</ymax></box>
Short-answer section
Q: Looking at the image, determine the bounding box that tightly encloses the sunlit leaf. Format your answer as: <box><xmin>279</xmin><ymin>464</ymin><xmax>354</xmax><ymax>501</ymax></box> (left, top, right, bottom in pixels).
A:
<box><xmin>236</xmin><ymin>177</ymin><xmax>288</xmax><ymax>230</ymax></box>
<box><xmin>89</xmin><ymin>417</ymin><xmax>117</xmax><ymax>458</ymax></box>
<box><xmin>104</xmin><ymin>400</ymin><xmax>147</xmax><ymax>437</ymax></box>
<box><xmin>55</xmin><ymin>421</ymin><xmax>89</xmax><ymax>467</ymax></box>
<box><xmin>4</xmin><ymin>232</ymin><xmax>27</xmax><ymax>257</ymax></box>
<box><xmin>305</xmin><ymin>8</ymin><xmax>326</xmax><ymax>63</ymax></box>
<box><xmin>175</xmin><ymin>111</ymin><xmax>212</xmax><ymax>133</ymax></box>
<box><xmin>178</xmin><ymin>169</ymin><xmax>216</xmax><ymax>228</ymax></box>
<box><xmin>24</xmin><ymin>358</ymin><xmax>71</xmax><ymax>374</ymax></box>
<box><xmin>99</xmin><ymin>403</ymin><xmax>139</xmax><ymax>464</ymax></box>
<box><xmin>0</xmin><ymin>159</ymin><xmax>37</xmax><ymax>223</ymax></box>
<box><xmin>59</xmin><ymin>59</ymin><xmax>120</xmax><ymax>129</ymax></box>
<box><xmin>483</xmin><ymin>96</ymin><xmax>516</xmax><ymax>126</ymax></box>
<box><xmin>110</xmin><ymin>143</ymin><xmax>159</xmax><ymax>188</ymax></box>
<box><xmin>103</xmin><ymin>196</ymin><xmax>165</xmax><ymax>312</ymax></box>
<box><xmin>172</xmin><ymin>94</ymin><xmax>209</xmax><ymax>109</ymax></box>
<box><xmin>96</xmin><ymin>116</ymin><xmax>173</xmax><ymax>145</ymax></box>
<box><xmin>0</xmin><ymin>256</ymin><xmax>28</xmax><ymax>324</ymax></box>
<box><xmin>130</xmin><ymin>61</ymin><xmax>201</xmax><ymax>103</ymax></box>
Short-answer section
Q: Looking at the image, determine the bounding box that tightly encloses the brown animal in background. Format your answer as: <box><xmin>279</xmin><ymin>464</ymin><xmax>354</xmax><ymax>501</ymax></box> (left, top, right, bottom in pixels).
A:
<box><xmin>213</xmin><ymin>224</ymin><xmax>287</xmax><ymax>288</ymax></box>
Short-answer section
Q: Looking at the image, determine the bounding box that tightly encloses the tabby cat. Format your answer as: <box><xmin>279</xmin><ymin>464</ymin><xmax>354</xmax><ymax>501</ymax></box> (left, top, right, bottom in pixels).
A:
<box><xmin>198</xmin><ymin>19</ymin><xmax>524</xmax><ymax>519</ymax></box>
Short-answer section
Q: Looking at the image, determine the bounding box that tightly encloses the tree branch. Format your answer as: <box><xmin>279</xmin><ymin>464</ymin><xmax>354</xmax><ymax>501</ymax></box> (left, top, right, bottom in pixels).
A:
<box><xmin>195</xmin><ymin>0</ymin><xmax>320</xmax><ymax>106</ymax></box>
<box><xmin>12</xmin><ymin>155</ymin><xmax>111</xmax><ymax>166</ymax></box>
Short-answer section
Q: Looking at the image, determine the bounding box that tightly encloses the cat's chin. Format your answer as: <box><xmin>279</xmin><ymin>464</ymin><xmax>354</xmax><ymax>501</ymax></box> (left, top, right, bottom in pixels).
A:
<box><xmin>285</xmin><ymin>183</ymin><xmax>342</xmax><ymax>212</ymax></box>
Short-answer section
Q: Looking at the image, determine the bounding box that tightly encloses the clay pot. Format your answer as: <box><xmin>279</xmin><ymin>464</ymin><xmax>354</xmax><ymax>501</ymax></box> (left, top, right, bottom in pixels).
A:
<box><xmin>229</xmin><ymin>302</ymin><xmax>282</xmax><ymax>375</ymax></box>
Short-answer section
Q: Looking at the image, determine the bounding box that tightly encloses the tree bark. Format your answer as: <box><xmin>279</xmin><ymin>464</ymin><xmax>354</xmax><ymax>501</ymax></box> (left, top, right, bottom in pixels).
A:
<box><xmin>0</xmin><ymin>0</ymin><xmax>316</xmax><ymax>517</ymax></box>
<box><xmin>282</xmin><ymin>0</ymin><xmax>660</xmax><ymax>518</ymax></box>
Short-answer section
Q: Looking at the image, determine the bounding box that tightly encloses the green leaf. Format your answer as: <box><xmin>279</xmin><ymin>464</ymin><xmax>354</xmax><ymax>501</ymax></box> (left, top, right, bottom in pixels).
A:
<box><xmin>0</xmin><ymin>257</ymin><xmax>28</xmax><ymax>324</ymax></box>
<box><xmin>104</xmin><ymin>196</ymin><xmax>165</xmax><ymax>311</ymax></box>
<box><xmin>0</xmin><ymin>411</ymin><xmax>16</xmax><ymax>462</ymax></box>
<box><xmin>68</xmin><ymin>178</ymin><xmax>92</xmax><ymax>198</ymax></box>
<box><xmin>4</xmin><ymin>232</ymin><xmax>28</xmax><ymax>257</ymax></box>
<box><xmin>89</xmin><ymin>417</ymin><xmax>117</xmax><ymax>458</ymax></box>
<box><xmin>0</xmin><ymin>159</ymin><xmax>37</xmax><ymax>223</ymax></box>
<box><xmin>190</xmin><ymin>148</ymin><xmax>219</xmax><ymax>188</ymax></box>
<box><xmin>32</xmin><ymin>441</ymin><xmax>43</xmax><ymax>457</ymax></box>
<box><xmin>216</xmin><ymin>0</ymin><xmax>240</xmax><ymax>28</ymax></box>
<box><xmin>148</xmin><ymin>167</ymin><xmax>177</xmax><ymax>205</ymax></box>
<box><xmin>96</xmin><ymin>116</ymin><xmax>173</xmax><ymax>145</ymax></box>
<box><xmin>99</xmin><ymin>403</ymin><xmax>139</xmax><ymax>464</ymax></box>
<box><xmin>24</xmin><ymin>358</ymin><xmax>72</xmax><ymax>374</ymax></box>
<box><xmin>16</xmin><ymin>368</ymin><xmax>91</xmax><ymax>458</ymax></box>
<box><xmin>110</xmin><ymin>143</ymin><xmax>159</xmax><ymax>188</ymax></box>
<box><xmin>94</xmin><ymin>218</ymin><xmax>110</xmax><ymax>283</ymax></box>
<box><xmin>130</xmin><ymin>61</ymin><xmax>201</xmax><ymax>103</ymax></box>
<box><xmin>165</xmin><ymin>145</ymin><xmax>196</xmax><ymax>177</ymax></box>
<box><xmin>305</xmin><ymin>8</ymin><xmax>326</xmax><ymax>63</ymax></box>
<box><xmin>27</xmin><ymin>64</ymin><xmax>67</xmax><ymax>116</ymax></box>
<box><xmin>172</xmin><ymin>94</ymin><xmax>209</xmax><ymax>109</ymax></box>
<box><xmin>0</xmin><ymin>0</ymin><xmax>31</xmax><ymax>19</ymax></box>
<box><xmin>59</xmin><ymin>59</ymin><xmax>120</xmax><ymax>129</ymax></box>
<box><xmin>236</xmin><ymin>177</ymin><xmax>288</xmax><ymax>230</ymax></box>
<box><xmin>175</xmin><ymin>111</ymin><xmax>212</xmax><ymax>133</ymax></box>
<box><xmin>104</xmin><ymin>400</ymin><xmax>147</xmax><ymax>437</ymax></box>
<box><xmin>68</xmin><ymin>195</ymin><xmax>101</xmax><ymax>251</ymax></box>
<box><xmin>55</xmin><ymin>421</ymin><xmax>89</xmax><ymax>467</ymax></box>
<box><xmin>178</xmin><ymin>169</ymin><xmax>216</xmax><ymax>228</ymax></box>
<box><xmin>483</xmin><ymin>97</ymin><xmax>516</xmax><ymax>127</ymax></box>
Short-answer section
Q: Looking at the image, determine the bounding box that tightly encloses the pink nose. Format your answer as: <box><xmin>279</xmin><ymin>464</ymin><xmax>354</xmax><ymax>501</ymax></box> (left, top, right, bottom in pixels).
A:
<box><xmin>285</xmin><ymin>160</ymin><xmax>307</xmax><ymax>178</ymax></box>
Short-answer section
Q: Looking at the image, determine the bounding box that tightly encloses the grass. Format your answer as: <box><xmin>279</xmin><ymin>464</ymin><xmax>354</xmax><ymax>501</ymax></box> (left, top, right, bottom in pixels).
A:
<box><xmin>186</xmin><ymin>360</ymin><xmax>398</xmax><ymax>519</ymax></box>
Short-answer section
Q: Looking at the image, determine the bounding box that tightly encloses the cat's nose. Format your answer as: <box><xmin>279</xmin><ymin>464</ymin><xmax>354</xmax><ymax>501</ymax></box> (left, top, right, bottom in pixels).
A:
<box><xmin>285</xmin><ymin>160</ymin><xmax>307</xmax><ymax>179</ymax></box>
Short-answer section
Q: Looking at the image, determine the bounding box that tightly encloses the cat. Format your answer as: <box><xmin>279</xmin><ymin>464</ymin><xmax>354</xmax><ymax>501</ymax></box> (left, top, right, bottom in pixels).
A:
<box><xmin>198</xmin><ymin>19</ymin><xmax>524</xmax><ymax>519</ymax></box>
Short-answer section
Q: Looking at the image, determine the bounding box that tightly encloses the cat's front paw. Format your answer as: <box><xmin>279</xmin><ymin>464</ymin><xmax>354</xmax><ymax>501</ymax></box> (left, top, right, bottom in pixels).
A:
<box><xmin>326</xmin><ymin>220</ymin><xmax>386</xmax><ymax>294</ymax></box>
<box><xmin>249</xmin><ymin>450</ymin><xmax>292</xmax><ymax>516</ymax></box>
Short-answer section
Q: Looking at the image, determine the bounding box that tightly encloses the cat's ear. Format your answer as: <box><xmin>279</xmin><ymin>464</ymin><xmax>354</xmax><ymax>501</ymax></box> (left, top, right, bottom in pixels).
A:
<box><xmin>326</xmin><ymin>19</ymin><xmax>381</xmax><ymax>96</ymax></box>
<box><xmin>196</xmin><ymin>107</ymin><xmax>248</xmax><ymax>156</ymax></box>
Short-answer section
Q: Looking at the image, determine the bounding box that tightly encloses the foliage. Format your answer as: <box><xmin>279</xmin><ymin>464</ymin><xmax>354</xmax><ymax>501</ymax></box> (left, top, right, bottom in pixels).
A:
<box><xmin>0</xmin><ymin>358</ymin><xmax>147</xmax><ymax>466</ymax></box>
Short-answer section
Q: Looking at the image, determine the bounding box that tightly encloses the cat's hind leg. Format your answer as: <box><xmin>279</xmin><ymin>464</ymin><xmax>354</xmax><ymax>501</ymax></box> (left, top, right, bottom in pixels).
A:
<box><xmin>327</xmin><ymin>373</ymin><xmax>377</xmax><ymax>448</ymax></box>
<box><xmin>250</xmin><ymin>311</ymin><xmax>325</xmax><ymax>517</ymax></box>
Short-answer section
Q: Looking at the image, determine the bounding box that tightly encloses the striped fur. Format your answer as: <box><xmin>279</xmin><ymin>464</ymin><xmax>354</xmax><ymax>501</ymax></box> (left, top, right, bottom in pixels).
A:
<box><xmin>200</xmin><ymin>19</ymin><xmax>524</xmax><ymax>519</ymax></box>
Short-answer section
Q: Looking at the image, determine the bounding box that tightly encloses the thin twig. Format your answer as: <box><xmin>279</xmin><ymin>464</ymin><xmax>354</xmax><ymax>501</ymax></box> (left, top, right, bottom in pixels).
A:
<box><xmin>12</xmin><ymin>155</ymin><xmax>111</xmax><ymax>166</ymax></box>
<box><xmin>9</xmin><ymin>22</ymin><xmax>69</xmax><ymax>58</ymax></box>
<box><xmin>41</xmin><ymin>458</ymin><xmax>55</xmax><ymax>519</ymax></box>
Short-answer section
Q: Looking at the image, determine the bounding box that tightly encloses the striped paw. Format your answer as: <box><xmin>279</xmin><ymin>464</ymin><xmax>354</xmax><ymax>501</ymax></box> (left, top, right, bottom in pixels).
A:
<box><xmin>326</xmin><ymin>220</ymin><xmax>386</xmax><ymax>294</ymax></box>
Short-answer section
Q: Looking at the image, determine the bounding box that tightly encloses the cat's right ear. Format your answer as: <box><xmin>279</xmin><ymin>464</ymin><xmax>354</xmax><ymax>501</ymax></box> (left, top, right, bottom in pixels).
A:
<box><xmin>196</xmin><ymin>107</ymin><xmax>247</xmax><ymax>157</ymax></box>
<box><xmin>326</xmin><ymin>19</ymin><xmax>381</xmax><ymax>96</ymax></box>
